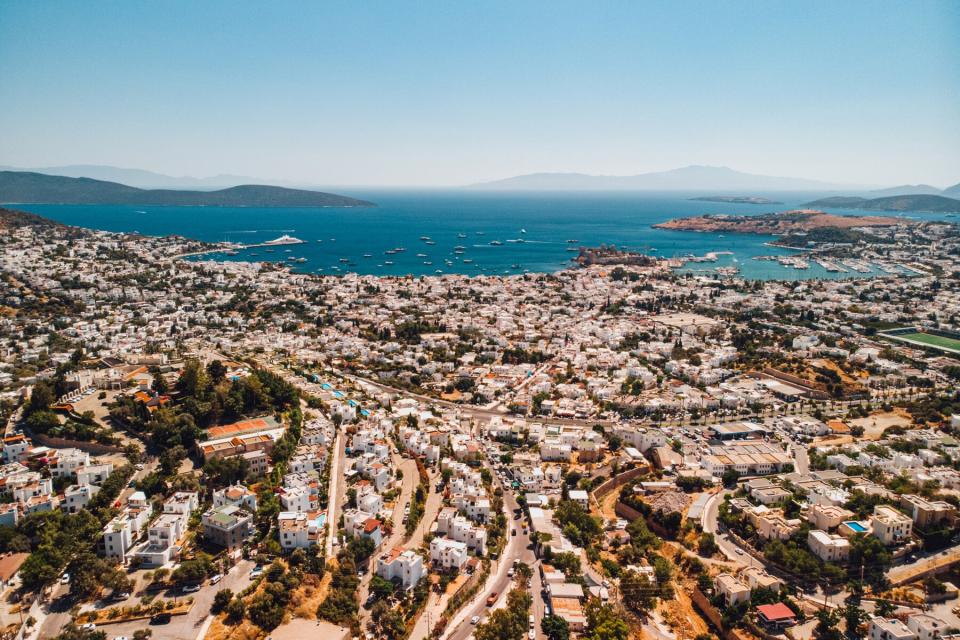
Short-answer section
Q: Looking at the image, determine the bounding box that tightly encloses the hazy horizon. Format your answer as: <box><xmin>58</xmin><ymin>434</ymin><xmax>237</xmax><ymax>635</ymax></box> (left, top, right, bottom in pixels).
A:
<box><xmin>1</xmin><ymin>2</ymin><xmax>958</xmax><ymax>187</ymax></box>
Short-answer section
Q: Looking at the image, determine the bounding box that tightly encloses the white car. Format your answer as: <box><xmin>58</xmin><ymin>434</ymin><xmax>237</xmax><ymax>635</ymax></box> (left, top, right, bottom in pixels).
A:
<box><xmin>529</xmin><ymin>630</ymin><xmax>536</xmax><ymax>639</ymax></box>
<box><xmin>60</xmin><ymin>573</ymin><xmax>70</xmax><ymax>584</ymax></box>
<box><xmin>470</xmin><ymin>615</ymin><xmax>480</xmax><ymax>625</ymax></box>
<box><xmin>81</xmin><ymin>623</ymin><xmax>96</xmax><ymax>631</ymax></box>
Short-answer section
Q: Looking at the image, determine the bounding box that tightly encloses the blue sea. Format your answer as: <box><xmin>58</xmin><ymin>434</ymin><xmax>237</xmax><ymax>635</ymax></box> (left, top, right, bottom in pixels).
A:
<box><xmin>14</xmin><ymin>191</ymin><xmax>949</xmax><ymax>280</ymax></box>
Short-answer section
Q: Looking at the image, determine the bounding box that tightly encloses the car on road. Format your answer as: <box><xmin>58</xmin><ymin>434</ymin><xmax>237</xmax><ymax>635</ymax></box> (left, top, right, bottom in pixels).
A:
<box><xmin>528</xmin><ymin>630</ymin><xmax>535</xmax><ymax>639</ymax></box>
<box><xmin>470</xmin><ymin>615</ymin><xmax>480</xmax><ymax>625</ymax></box>
<box><xmin>486</xmin><ymin>592</ymin><xmax>498</xmax><ymax>606</ymax></box>
<box><xmin>211</xmin><ymin>573</ymin><xmax>223</xmax><ymax>585</ymax></box>
<box><xmin>61</xmin><ymin>573</ymin><xmax>70</xmax><ymax>584</ymax></box>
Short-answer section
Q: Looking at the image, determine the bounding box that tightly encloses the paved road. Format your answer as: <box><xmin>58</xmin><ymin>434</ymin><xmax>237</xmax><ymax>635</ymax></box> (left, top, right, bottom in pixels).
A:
<box><xmin>358</xmin><ymin>455</ymin><xmax>417</xmax><ymax>629</ymax></box>
<box><xmin>325</xmin><ymin>430</ymin><xmax>346</xmax><ymax>559</ymax></box>
<box><xmin>445</xmin><ymin>484</ymin><xmax>541</xmax><ymax>640</ymax></box>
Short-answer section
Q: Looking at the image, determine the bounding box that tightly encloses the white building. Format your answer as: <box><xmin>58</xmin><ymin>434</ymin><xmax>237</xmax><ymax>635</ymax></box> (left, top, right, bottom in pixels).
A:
<box><xmin>376</xmin><ymin>547</ymin><xmax>425</xmax><ymax>590</ymax></box>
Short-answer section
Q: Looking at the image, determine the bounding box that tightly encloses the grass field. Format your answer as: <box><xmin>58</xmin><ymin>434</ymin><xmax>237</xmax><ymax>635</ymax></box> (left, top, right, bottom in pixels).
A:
<box><xmin>889</xmin><ymin>331</ymin><xmax>960</xmax><ymax>352</ymax></box>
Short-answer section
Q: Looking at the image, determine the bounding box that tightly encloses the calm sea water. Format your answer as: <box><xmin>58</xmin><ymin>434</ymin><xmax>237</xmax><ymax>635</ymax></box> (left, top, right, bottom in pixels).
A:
<box><xmin>15</xmin><ymin>191</ymin><xmax>947</xmax><ymax>280</ymax></box>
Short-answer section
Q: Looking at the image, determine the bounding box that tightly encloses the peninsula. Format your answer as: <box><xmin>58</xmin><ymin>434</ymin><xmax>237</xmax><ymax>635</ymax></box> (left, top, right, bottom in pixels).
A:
<box><xmin>688</xmin><ymin>196</ymin><xmax>782</xmax><ymax>204</ymax></box>
<box><xmin>804</xmin><ymin>194</ymin><xmax>960</xmax><ymax>213</ymax></box>
<box><xmin>653</xmin><ymin>209</ymin><xmax>905</xmax><ymax>234</ymax></box>
<box><xmin>0</xmin><ymin>171</ymin><xmax>375</xmax><ymax>208</ymax></box>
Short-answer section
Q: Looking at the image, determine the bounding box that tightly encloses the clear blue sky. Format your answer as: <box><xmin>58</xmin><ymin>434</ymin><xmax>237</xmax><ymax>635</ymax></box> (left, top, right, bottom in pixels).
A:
<box><xmin>1</xmin><ymin>1</ymin><xmax>958</xmax><ymax>187</ymax></box>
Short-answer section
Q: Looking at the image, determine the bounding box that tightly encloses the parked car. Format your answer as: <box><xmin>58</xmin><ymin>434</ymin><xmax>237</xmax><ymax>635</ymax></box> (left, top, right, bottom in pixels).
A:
<box><xmin>210</xmin><ymin>574</ymin><xmax>223</xmax><ymax>585</ymax></box>
<box><xmin>150</xmin><ymin>613</ymin><xmax>171</xmax><ymax>625</ymax></box>
<box><xmin>181</xmin><ymin>583</ymin><xmax>201</xmax><ymax>593</ymax></box>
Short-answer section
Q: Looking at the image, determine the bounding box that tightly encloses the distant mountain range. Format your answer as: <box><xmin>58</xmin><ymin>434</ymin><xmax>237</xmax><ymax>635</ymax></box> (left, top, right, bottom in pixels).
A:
<box><xmin>467</xmin><ymin>165</ymin><xmax>863</xmax><ymax>191</ymax></box>
<box><xmin>0</xmin><ymin>171</ymin><xmax>375</xmax><ymax>208</ymax></box>
<box><xmin>805</xmin><ymin>194</ymin><xmax>960</xmax><ymax>214</ymax></box>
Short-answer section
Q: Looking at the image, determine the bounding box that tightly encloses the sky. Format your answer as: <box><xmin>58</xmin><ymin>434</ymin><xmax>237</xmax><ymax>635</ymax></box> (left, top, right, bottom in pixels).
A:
<box><xmin>1</xmin><ymin>1</ymin><xmax>958</xmax><ymax>188</ymax></box>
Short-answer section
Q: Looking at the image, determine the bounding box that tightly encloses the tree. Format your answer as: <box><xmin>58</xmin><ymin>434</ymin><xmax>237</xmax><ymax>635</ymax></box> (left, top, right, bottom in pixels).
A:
<box><xmin>207</xmin><ymin>360</ymin><xmax>228</xmax><ymax>384</ymax></box>
<box><xmin>620</xmin><ymin>569</ymin><xmax>657</xmax><ymax>615</ymax></box>
<box><xmin>815</xmin><ymin>608</ymin><xmax>842</xmax><ymax>640</ymax></box>
<box><xmin>542</xmin><ymin>615</ymin><xmax>570</xmax><ymax>640</ymax></box>
<box><xmin>721</xmin><ymin>468</ymin><xmax>740</xmax><ymax>488</ymax></box>
<box><xmin>26</xmin><ymin>381</ymin><xmax>55</xmax><ymax>416</ymax></box>
<box><xmin>226</xmin><ymin>598</ymin><xmax>246</xmax><ymax>623</ymax></box>
<box><xmin>874</xmin><ymin>599</ymin><xmax>895</xmax><ymax>617</ymax></box>
<box><xmin>584</xmin><ymin>598</ymin><xmax>630</xmax><ymax>640</ymax></box>
<box><xmin>475</xmin><ymin>589</ymin><xmax>531</xmax><ymax>640</ymax></box>
<box><xmin>698</xmin><ymin>532</ymin><xmax>718</xmax><ymax>557</ymax></box>
<box><xmin>212</xmin><ymin>589</ymin><xmax>234</xmax><ymax>613</ymax></box>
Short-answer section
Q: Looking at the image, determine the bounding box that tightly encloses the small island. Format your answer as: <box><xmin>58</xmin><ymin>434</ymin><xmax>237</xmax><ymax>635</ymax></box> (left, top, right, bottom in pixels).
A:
<box><xmin>688</xmin><ymin>196</ymin><xmax>782</xmax><ymax>204</ymax></box>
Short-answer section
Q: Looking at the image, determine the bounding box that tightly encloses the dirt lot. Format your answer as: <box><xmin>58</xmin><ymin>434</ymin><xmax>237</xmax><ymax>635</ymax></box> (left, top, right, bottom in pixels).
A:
<box><xmin>848</xmin><ymin>410</ymin><xmax>913</xmax><ymax>440</ymax></box>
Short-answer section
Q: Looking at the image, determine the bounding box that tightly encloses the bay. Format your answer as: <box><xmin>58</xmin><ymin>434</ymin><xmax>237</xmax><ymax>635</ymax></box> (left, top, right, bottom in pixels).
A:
<box><xmin>13</xmin><ymin>190</ymin><xmax>946</xmax><ymax>280</ymax></box>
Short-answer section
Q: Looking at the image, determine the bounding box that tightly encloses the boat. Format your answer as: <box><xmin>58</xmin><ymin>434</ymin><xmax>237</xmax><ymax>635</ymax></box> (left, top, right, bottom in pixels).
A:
<box><xmin>475</xmin><ymin>231</ymin><xmax>485</xmax><ymax>235</ymax></box>
<box><xmin>416</xmin><ymin>253</ymin><xmax>427</xmax><ymax>257</ymax></box>
<box><xmin>425</xmin><ymin>240</ymin><xmax>436</xmax><ymax>245</ymax></box>
<box><xmin>566</xmin><ymin>239</ymin><xmax>579</xmax><ymax>243</ymax></box>
<box><xmin>566</xmin><ymin>247</ymin><xmax>578</xmax><ymax>252</ymax></box>
<box><xmin>225</xmin><ymin>250</ymin><xmax>239</xmax><ymax>256</ymax></box>
<box><xmin>435</xmin><ymin>269</ymin><xmax>443</xmax><ymax>274</ymax></box>
<box><xmin>385</xmin><ymin>250</ymin><xmax>397</xmax><ymax>255</ymax></box>
<box><xmin>420</xmin><ymin>236</ymin><xmax>432</xmax><ymax>241</ymax></box>
<box><xmin>265</xmin><ymin>249</ymin><xmax>274</xmax><ymax>253</ymax></box>
<box><xmin>284</xmin><ymin>249</ymin><xmax>292</xmax><ymax>253</ymax></box>
<box><xmin>511</xmin><ymin>264</ymin><xmax>520</xmax><ymax>269</ymax></box>
<box><xmin>520</xmin><ymin>228</ymin><xmax>526</xmax><ymax>234</ymax></box>
<box><xmin>263</xmin><ymin>234</ymin><xmax>305</xmax><ymax>246</ymax></box>
<box><xmin>463</xmin><ymin>259</ymin><xmax>473</xmax><ymax>264</ymax></box>
<box><xmin>363</xmin><ymin>253</ymin><xmax>373</xmax><ymax>258</ymax></box>
<box><xmin>295</xmin><ymin>257</ymin><xmax>307</xmax><ymax>263</ymax></box>
<box><xmin>423</xmin><ymin>261</ymin><xmax>433</xmax><ymax>265</ymax></box>
<box><xmin>393</xmin><ymin>247</ymin><xmax>406</xmax><ymax>253</ymax></box>
<box><xmin>339</xmin><ymin>258</ymin><xmax>349</xmax><ymax>263</ymax></box>
<box><xmin>384</xmin><ymin>260</ymin><xmax>394</xmax><ymax>265</ymax></box>
<box><xmin>457</xmin><ymin>233</ymin><xmax>467</xmax><ymax>238</ymax></box>
<box><xmin>316</xmin><ymin>239</ymin><xmax>323</xmax><ymax>243</ymax></box>
<box><xmin>489</xmin><ymin>240</ymin><xmax>503</xmax><ymax>246</ymax></box>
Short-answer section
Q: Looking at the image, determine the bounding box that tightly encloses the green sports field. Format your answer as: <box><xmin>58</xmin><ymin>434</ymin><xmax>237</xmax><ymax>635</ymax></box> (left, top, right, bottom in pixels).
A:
<box><xmin>890</xmin><ymin>331</ymin><xmax>960</xmax><ymax>352</ymax></box>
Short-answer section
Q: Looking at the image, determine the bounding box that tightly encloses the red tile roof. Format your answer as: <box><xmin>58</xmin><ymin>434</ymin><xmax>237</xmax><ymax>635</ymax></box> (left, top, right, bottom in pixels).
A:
<box><xmin>757</xmin><ymin>603</ymin><xmax>796</xmax><ymax>622</ymax></box>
